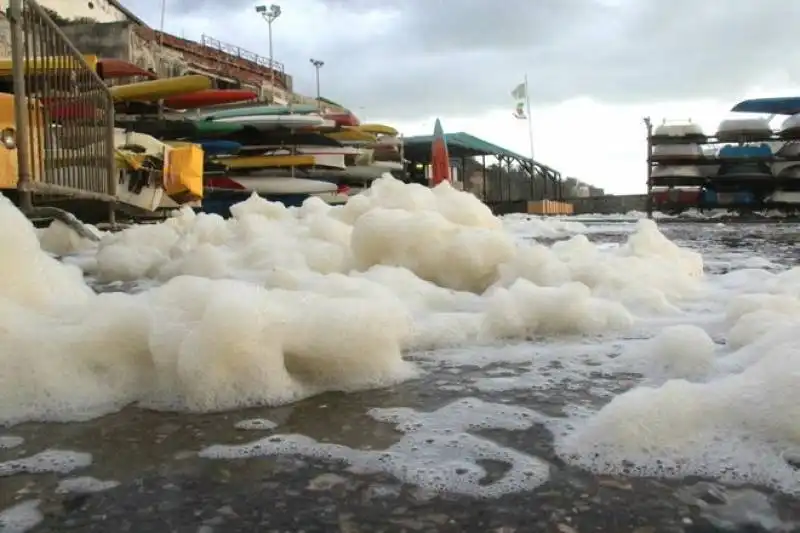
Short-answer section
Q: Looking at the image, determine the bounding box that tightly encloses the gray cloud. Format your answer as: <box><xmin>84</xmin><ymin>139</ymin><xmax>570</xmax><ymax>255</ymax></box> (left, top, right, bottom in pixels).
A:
<box><xmin>125</xmin><ymin>0</ymin><xmax>800</xmax><ymax>121</ymax></box>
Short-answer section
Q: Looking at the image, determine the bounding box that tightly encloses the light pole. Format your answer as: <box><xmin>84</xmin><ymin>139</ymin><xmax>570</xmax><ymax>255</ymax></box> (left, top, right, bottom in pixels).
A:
<box><xmin>309</xmin><ymin>58</ymin><xmax>324</xmax><ymax>109</ymax></box>
<box><xmin>255</xmin><ymin>4</ymin><xmax>282</xmax><ymax>103</ymax></box>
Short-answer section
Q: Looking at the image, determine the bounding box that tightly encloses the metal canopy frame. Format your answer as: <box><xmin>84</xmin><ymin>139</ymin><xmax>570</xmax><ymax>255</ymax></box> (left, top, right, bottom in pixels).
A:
<box><xmin>403</xmin><ymin>131</ymin><xmax>563</xmax><ymax>203</ymax></box>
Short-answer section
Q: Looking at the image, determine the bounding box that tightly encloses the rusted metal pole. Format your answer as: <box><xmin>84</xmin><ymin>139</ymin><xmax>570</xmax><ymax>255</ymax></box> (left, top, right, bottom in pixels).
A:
<box><xmin>9</xmin><ymin>0</ymin><xmax>33</xmax><ymax>212</ymax></box>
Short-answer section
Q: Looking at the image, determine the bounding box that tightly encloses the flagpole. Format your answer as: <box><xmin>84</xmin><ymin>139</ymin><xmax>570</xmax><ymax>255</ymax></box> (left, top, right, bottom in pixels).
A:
<box><xmin>524</xmin><ymin>73</ymin><xmax>538</xmax><ymax>197</ymax></box>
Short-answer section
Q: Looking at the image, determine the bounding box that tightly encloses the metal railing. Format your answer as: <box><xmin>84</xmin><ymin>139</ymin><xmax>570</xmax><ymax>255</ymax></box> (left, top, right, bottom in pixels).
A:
<box><xmin>200</xmin><ymin>34</ymin><xmax>285</xmax><ymax>73</ymax></box>
<box><xmin>9</xmin><ymin>0</ymin><xmax>117</xmax><ymax>214</ymax></box>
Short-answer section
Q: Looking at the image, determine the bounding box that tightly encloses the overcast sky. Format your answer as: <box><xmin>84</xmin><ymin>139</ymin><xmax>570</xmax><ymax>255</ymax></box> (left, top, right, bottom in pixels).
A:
<box><xmin>126</xmin><ymin>0</ymin><xmax>800</xmax><ymax>193</ymax></box>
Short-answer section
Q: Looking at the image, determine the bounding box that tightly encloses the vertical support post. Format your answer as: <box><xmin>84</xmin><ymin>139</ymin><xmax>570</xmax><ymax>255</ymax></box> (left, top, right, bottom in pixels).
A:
<box><xmin>481</xmin><ymin>154</ymin><xmax>487</xmax><ymax>203</ymax></box>
<box><xmin>399</xmin><ymin>133</ymin><xmax>405</xmax><ymax>178</ymax></box>
<box><xmin>644</xmin><ymin>117</ymin><xmax>653</xmax><ymax>219</ymax></box>
<box><xmin>310</xmin><ymin>59</ymin><xmax>324</xmax><ymax>110</ymax></box>
<box><xmin>268</xmin><ymin>19</ymin><xmax>275</xmax><ymax>103</ymax></box>
<box><xmin>106</xmin><ymin>101</ymin><xmax>117</xmax><ymax>225</ymax></box>
<box><xmin>523</xmin><ymin>74</ymin><xmax>540</xmax><ymax>200</ymax></box>
<box><xmin>315</xmin><ymin>65</ymin><xmax>320</xmax><ymax>108</ymax></box>
<box><xmin>9</xmin><ymin>0</ymin><xmax>33</xmax><ymax>212</ymax></box>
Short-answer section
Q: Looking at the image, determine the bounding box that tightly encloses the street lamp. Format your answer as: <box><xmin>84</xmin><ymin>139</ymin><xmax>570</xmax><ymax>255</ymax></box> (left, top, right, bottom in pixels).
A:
<box><xmin>309</xmin><ymin>58</ymin><xmax>324</xmax><ymax>109</ymax></box>
<box><xmin>255</xmin><ymin>4</ymin><xmax>282</xmax><ymax>103</ymax></box>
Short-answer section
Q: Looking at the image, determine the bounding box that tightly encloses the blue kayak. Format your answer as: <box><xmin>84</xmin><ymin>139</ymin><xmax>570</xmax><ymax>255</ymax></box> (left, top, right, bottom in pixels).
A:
<box><xmin>198</xmin><ymin>140</ymin><xmax>242</xmax><ymax>155</ymax></box>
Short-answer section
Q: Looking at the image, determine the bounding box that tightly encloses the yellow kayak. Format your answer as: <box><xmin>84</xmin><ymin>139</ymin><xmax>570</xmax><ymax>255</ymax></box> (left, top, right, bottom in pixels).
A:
<box><xmin>216</xmin><ymin>154</ymin><xmax>315</xmax><ymax>170</ymax></box>
<box><xmin>109</xmin><ymin>75</ymin><xmax>211</xmax><ymax>102</ymax></box>
<box><xmin>358</xmin><ymin>124</ymin><xmax>398</xmax><ymax>136</ymax></box>
<box><xmin>327</xmin><ymin>128</ymin><xmax>376</xmax><ymax>143</ymax></box>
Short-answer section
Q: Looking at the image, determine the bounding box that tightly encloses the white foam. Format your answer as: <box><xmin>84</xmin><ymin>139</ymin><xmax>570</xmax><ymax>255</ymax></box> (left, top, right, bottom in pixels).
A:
<box><xmin>0</xmin><ymin>436</ymin><xmax>23</xmax><ymax>450</ymax></box>
<box><xmin>19</xmin><ymin>188</ymin><xmax>800</xmax><ymax>496</ymax></box>
<box><xmin>200</xmin><ymin>398</ymin><xmax>549</xmax><ymax>498</ymax></box>
<box><xmin>0</xmin><ymin>179</ymin><xmax>707</xmax><ymax>426</ymax></box>
<box><xmin>0</xmin><ymin>450</ymin><xmax>92</xmax><ymax>477</ymax></box>
<box><xmin>553</xmin><ymin>278</ymin><xmax>800</xmax><ymax>494</ymax></box>
<box><xmin>502</xmin><ymin>214</ymin><xmax>588</xmax><ymax>240</ymax></box>
<box><xmin>234</xmin><ymin>418</ymin><xmax>278</xmax><ymax>431</ymax></box>
<box><xmin>0</xmin><ymin>500</ymin><xmax>42</xmax><ymax>533</ymax></box>
<box><xmin>643</xmin><ymin>325</ymin><xmax>716</xmax><ymax>381</ymax></box>
<box><xmin>56</xmin><ymin>476</ymin><xmax>120</xmax><ymax>494</ymax></box>
<box><xmin>38</xmin><ymin>220</ymin><xmax>101</xmax><ymax>257</ymax></box>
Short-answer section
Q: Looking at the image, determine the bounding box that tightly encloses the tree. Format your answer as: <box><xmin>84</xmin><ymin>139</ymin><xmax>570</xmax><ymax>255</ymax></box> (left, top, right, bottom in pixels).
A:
<box><xmin>40</xmin><ymin>6</ymin><xmax>70</xmax><ymax>26</ymax></box>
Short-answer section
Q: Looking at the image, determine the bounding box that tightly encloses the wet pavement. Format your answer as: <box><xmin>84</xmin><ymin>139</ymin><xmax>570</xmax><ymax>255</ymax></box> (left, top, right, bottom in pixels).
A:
<box><xmin>3</xmin><ymin>220</ymin><xmax>800</xmax><ymax>533</ymax></box>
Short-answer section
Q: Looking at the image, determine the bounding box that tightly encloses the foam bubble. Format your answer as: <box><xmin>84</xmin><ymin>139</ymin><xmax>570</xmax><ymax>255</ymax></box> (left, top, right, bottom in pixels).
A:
<box><xmin>646</xmin><ymin>325</ymin><xmax>716</xmax><ymax>381</ymax></box>
<box><xmin>555</xmin><ymin>309</ymin><xmax>800</xmax><ymax>494</ymax></box>
<box><xmin>0</xmin><ymin>500</ymin><xmax>42</xmax><ymax>533</ymax></box>
<box><xmin>200</xmin><ymin>398</ymin><xmax>549</xmax><ymax>498</ymax></box>
<box><xmin>56</xmin><ymin>476</ymin><xmax>120</xmax><ymax>494</ymax></box>
<box><xmin>0</xmin><ymin>450</ymin><xmax>92</xmax><ymax>477</ymax></box>
<box><xmin>0</xmin><ymin>436</ymin><xmax>23</xmax><ymax>450</ymax></box>
<box><xmin>234</xmin><ymin>419</ymin><xmax>278</xmax><ymax>431</ymax></box>
<box><xmin>38</xmin><ymin>220</ymin><xmax>101</xmax><ymax>257</ymax></box>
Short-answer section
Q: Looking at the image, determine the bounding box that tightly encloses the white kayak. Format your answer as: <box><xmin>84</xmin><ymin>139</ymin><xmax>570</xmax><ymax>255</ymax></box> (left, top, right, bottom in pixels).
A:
<box><xmin>228</xmin><ymin>176</ymin><xmax>337</xmax><ymax>195</ymax></box>
<box><xmin>212</xmin><ymin>114</ymin><xmax>326</xmax><ymax>130</ymax></box>
<box><xmin>339</xmin><ymin>166</ymin><xmax>397</xmax><ymax>181</ymax></box>
<box><xmin>295</xmin><ymin>145</ymin><xmax>363</xmax><ymax>156</ymax></box>
<box><xmin>269</xmin><ymin>148</ymin><xmax>346</xmax><ymax>170</ymax></box>
<box><xmin>371</xmin><ymin>160</ymin><xmax>404</xmax><ymax>170</ymax></box>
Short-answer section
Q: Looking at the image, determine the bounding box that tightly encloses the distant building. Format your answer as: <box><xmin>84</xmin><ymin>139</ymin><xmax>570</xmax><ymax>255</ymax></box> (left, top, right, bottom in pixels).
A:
<box><xmin>561</xmin><ymin>176</ymin><xmax>603</xmax><ymax>198</ymax></box>
<box><xmin>14</xmin><ymin>0</ymin><xmax>297</xmax><ymax>103</ymax></box>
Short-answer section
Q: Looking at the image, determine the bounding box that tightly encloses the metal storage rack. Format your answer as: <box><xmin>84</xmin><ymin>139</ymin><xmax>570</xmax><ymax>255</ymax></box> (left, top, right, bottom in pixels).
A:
<box><xmin>644</xmin><ymin>117</ymin><xmax>800</xmax><ymax>218</ymax></box>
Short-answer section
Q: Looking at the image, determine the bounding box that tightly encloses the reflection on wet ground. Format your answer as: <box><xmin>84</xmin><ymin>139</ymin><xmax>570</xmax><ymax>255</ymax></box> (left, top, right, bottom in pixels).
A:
<box><xmin>3</xmin><ymin>221</ymin><xmax>800</xmax><ymax>533</ymax></box>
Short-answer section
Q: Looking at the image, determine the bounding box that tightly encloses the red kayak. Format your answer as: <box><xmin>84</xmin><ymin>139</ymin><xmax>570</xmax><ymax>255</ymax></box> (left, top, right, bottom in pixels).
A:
<box><xmin>40</xmin><ymin>98</ymin><xmax>101</xmax><ymax>121</ymax></box>
<box><xmin>430</xmin><ymin>118</ymin><xmax>450</xmax><ymax>185</ymax></box>
<box><xmin>164</xmin><ymin>89</ymin><xmax>258</xmax><ymax>110</ymax></box>
<box><xmin>97</xmin><ymin>58</ymin><xmax>157</xmax><ymax>80</ymax></box>
<box><xmin>324</xmin><ymin>111</ymin><xmax>359</xmax><ymax>127</ymax></box>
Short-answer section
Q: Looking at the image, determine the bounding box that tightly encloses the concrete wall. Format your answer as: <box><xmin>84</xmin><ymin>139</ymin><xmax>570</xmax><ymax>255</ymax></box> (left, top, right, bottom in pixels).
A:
<box><xmin>569</xmin><ymin>194</ymin><xmax>648</xmax><ymax>215</ymax></box>
<box><xmin>35</xmin><ymin>0</ymin><xmax>129</xmax><ymax>23</ymax></box>
<box><xmin>0</xmin><ymin>15</ymin><xmax>11</xmax><ymax>57</ymax></box>
<box><xmin>59</xmin><ymin>21</ymin><xmax>131</xmax><ymax>60</ymax></box>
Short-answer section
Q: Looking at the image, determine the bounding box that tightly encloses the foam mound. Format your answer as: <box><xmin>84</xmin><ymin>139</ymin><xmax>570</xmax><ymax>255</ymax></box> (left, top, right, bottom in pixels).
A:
<box><xmin>556</xmin><ymin>266</ymin><xmax>800</xmax><ymax>494</ymax></box>
<box><xmin>1</xmin><ymin>177</ymin><xmax>703</xmax><ymax>425</ymax></box>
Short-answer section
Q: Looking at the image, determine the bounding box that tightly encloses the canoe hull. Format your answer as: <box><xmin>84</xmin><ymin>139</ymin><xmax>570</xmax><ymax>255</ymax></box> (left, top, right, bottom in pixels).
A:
<box><xmin>109</xmin><ymin>75</ymin><xmax>211</xmax><ymax>102</ymax></box>
<box><xmin>227</xmin><ymin>176</ymin><xmax>337</xmax><ymax>194</ymax></box>
<box><xmin>97</xmin><ymin>58</ymin><xmax>157</xmax><ymax>79</ymax></box>
<box><xmin>164</xmin><ymin>89</ymin><xmax>258</xmax><ymax>110</ymax></box>
<box><xmin>203</xmin><ymin>104</ymin><xmax>318</xmax><ymax>120</ymax></box>
<box><xmin>213</xmin><ymin>114</ymin><xmax>325</xmax><ymax>130</ymax></box>
<box><xmin>218</xmin><ymin>154</ymin><xmax>315</xmax><ymax>170</ymax></box>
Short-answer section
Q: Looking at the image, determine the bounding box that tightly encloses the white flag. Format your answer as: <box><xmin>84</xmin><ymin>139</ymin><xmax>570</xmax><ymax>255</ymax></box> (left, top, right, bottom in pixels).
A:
<box><xmin>512</xmin><ymin>81</ymin><xmax>527</xmax><ymax>119</ymax></box>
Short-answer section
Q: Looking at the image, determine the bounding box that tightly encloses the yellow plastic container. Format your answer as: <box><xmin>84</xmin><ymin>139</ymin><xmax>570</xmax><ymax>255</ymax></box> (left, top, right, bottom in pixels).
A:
<box><xmin>527</xmin><ymin>200</ymin><xmax>574</xmax><ymax>215</ymax></box>
<box><xmin>165</xmin><ymin>144</ymin><xmax>204</xmax><ymax>200</ymax></box>
<box><xmin>0</xmin><ymin>93</ymin><xmax>43</xmax><ymax>189</ymax></box>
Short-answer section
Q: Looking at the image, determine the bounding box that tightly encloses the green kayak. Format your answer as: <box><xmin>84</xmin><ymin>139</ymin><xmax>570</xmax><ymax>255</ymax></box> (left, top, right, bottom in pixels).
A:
<box><xmin>201</xmin><ymin>104</ymin><xmax>319</xmax><ymax>120</ymax></box>
<box><xmin>192</xmin><ymin>121</ymin><xmax>245</xmax><ymax>136</ymax></box>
